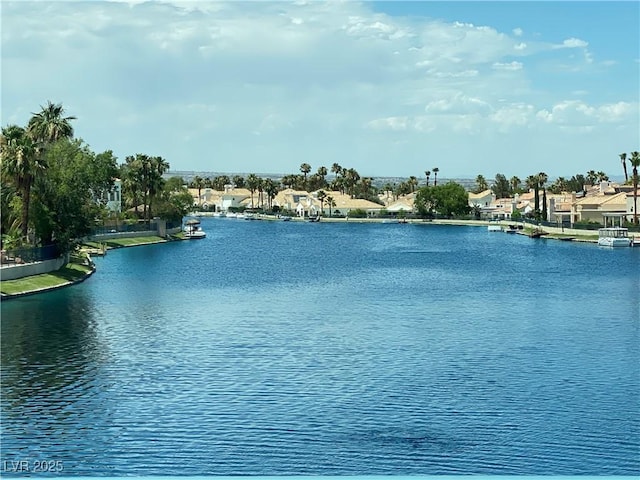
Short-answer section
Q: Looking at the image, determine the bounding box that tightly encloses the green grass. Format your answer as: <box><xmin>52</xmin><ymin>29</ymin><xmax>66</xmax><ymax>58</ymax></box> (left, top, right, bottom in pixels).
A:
<box><xmin>102</xmin><ymin>236</ymin><xmax>166</xmax><ymax>248</ymax></box>
<box><xmin>1</xmin><ymin>262</ymin><xmax>92</xmax><ymax>296</ymax></box>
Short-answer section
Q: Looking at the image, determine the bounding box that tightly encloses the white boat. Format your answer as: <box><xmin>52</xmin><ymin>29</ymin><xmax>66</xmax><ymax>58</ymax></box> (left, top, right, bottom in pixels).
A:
<box><xmin>488</xmin><ymin>224</ymin><xmax>502</xmax><ymax>232</ymax></box>
<box><xmin>184</xmin><ymin>219</ymin><xmax>206</xmax><ymax>239</ymax></box>
<box><xmin>598</xmin><ymin>227</ymin><xmax>631</xmax><ymax>247</ymax></box>
<box><xmin>212</xmin><ymin>211</ymin><xmax>226</xmax><ymax>218</ymax></box>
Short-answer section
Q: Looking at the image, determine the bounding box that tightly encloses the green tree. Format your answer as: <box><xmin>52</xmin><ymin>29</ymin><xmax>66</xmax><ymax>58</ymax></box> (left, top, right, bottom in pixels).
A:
<box><xmin>317</xmin><ymin>190</ymin><xmax>327</xmax><ymax>215</ymax></box>
<box><xmin>432</xmin><ymin>167</ymin><xmax>439</xmax><ymax>186</ymax></box>
<box><xmin>424</xmin><ymin>170</ymin><xmax>431</xmax><ymax>187</ymax></box>
<box><xmin>246</xmin><ymin>173</ymin><xmax>259</xmax><ymax>208</ymax></box>
<box><xmin>263</xmin><ymin>178</ymin><xmax>279</xmax><ymax>211</ymax></box>
<box><xmin>0</xmin><ymin>125</ymin><xmax>40</xmax><ymax>239</ymax></box>
<box><xmin>30</xmin><ymin>138</ymin><xmax>117</xmax><ymax>251</ymax></box>
<box><xmin>620</xmin><ymin>152</ymin><xmax>628</xmax><ymax>183</ymax></box>
<box><xmin>326</xmin><ymin>195</ymin><xmax>336</xmax><ymax>217</ymax></box>
<box><xmin>27</xmin><ymin>101</ymin><xmax>76</xmax><ymax>144</ymax></box>
<box><xmin>474</xmin><ymin>174</ymin><xmax>488</xmax><ymax>193</ymax></box>
<box><xmin>232</xmin><ymin>175</ymin><xmax>245</xmax><ymax>188</ymax></box>
<box><xmin>630</xmin><ymin>151</ymin><xmax>639</xmax><ymax>224</ymax></box>
<box><xmin>510</xmin><ymin>176</ymin><xmax>521</xmax><ymax>194</ymax></box>
<box><xmin>491</xmin><ymin>173</ymin><xmax>511</xmax><ymax>198</ymax></box>
<box><xmin>300</xmin><ymin>163</ymin><xmax>311</xmax><ymax>186</ymax></box>
<box><xmin>191</xmin><ymin>175</ymin><xmax>205</xmax><ymax>205</ymax></box>
<box><xmin>414</xmin><ymin>182</ymin><xmax>470</xmax><ymax>218</ymax></box>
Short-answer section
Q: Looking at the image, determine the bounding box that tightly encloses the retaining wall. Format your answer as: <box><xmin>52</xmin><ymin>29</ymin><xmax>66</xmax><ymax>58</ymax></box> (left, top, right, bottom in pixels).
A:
<box><xmin>0</xmin><ymin>254</ymin><xmax>70</xmax><ymax>281</ymax></box>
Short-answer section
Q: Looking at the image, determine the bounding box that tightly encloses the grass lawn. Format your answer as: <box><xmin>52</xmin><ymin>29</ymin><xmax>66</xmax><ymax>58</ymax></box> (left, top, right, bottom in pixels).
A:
<box><xmin>1</xmin><ymin>262</ymin><xmax>92</xmax><ymax>296</ymax></box>
<box><xmin>102</xmin><ymin>236</ymin><xmax>166</xmax><ymax>248</ymax></box>
<box><xmin>81</xmin><ymin>236</ymin><xmax>167</xmax><ymax>251</ymax></box>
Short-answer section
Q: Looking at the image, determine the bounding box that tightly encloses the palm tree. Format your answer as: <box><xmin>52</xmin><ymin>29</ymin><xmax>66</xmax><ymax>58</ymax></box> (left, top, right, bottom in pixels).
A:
<box><xmin>475</xmin><ymin>174</ymin><xmax>488</xmax><ymax>193</ymax></box>
<box><xmin>630</xmin><ymin>151</ymin><xmax>640</xmax><ymax>225</ymax></box>
<box><xmin>317</xmin><ymin>166</ymin><xmax>328</xmax><ymax>187</ymax></box>
<box><xmin>596</xmin><ymin>171</ymin><xmax>609</xmax><ymax>183</ymax></box>
<box><xmin>344</xmin><ymin>168</ymin><xmax>360</xmax><ymax>196</ymax></box>
<box><xmin>317</xmin><ymin>190</ymin><xmax>327</xmax><ymax>216</ymax></box>
<box><xmin>510</xmin><ymin>176</ymin><xmax>521</xmax><ymax>194</ymax></box>
<box><xmin>537</xmin><ymin>172</ymin><xmax>548</xmax><ymax>218</ymax></box>
<box><xmin>147</xmin><ymin>156</ymin><xmax>169</xmax><ymax>221</ymax></box>
<box><xmin>192</xmin><ymin>176</ymin><xmax>205</xmax><ymax>206</ymax></box>
<box><xmin>331</xmin><ymin>163</ymin><xmax>342</xmax><ymax>178</ymax></box>
<box><xmin>432</xmin><ymin>167</ymin><xmax>439</xmax><ymax>186</ymax></box>
<box><xmin>0</xmin><ymin>125</ymin><xmax>40</xmax><ymax>239</ymax></box>
<box><xmin>263</xmin><ymin>178</ymin><xmax>279</xmax><ymax>211</ymax></box>
<box><xmin>326</xmin><ymin>195</ymin><xmax>336</xmax><ymax>217</ymax></box>
<box><xmin>300</xmin><ymin>163</ymin><xmax>311</xmax><ymax>184</ymax></box>
<box><xmin>620</xmin><ymin>153</ymin><xmax>628</xmax><ymax>183</ymax></box>
<box><xmin>409</xmin><ymin>176</ymin><xmax>418</xmax><ymax>193</ymax></box>
<box><xmin>424</xmin><ymin>170</ymin><xmax>431</xmax><ymax>187</ymax></box>
<box><xmin>586</xmin><ymin>170</ymin><xmax>598</xmax><ymax>186</ymax></box>
<box><xmin>27</xmin><ymin>101</ymin><xmax>76</xmax><ymax>144</ymax></box>
<box><xmin>246</xmin><ymin>173</ymin><xmax>259</xmax><ymax>209</ymax></box>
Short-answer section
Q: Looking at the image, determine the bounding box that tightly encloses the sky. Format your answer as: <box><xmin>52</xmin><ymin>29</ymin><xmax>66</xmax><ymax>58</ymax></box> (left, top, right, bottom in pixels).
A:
<box><xmin>2</xmin><ymin>1</ymin><xmax>639</xmax><ymax>179</ymax></box>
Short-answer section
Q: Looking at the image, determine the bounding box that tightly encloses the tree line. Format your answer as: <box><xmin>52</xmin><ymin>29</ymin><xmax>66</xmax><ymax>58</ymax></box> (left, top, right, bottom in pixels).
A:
<box><xmin>1</xmin><ymin>102</ymin><xmax>194</xmax><ymax>253</ymax></box>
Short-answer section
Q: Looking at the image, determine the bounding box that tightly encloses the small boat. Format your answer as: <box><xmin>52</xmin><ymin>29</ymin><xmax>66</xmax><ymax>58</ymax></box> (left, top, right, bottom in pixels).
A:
<box><xmin>488</xmin><ymin>224</ymin><xmax>502</xmax><ymax>232</ymax></box>
<box><xmin>280</xmin><ymin>216</ymin><xmax>292</xmax><ymax>222</ymax></box>
<box><xmin>598</xmin><ymin>227</ymin><xmax>631</xmax><ymax>247</ymax></box>
<box><xmin>307</xmin><ymin>215</ymin><xmax>320</xmax><ymax>223</ymax></box>
<box><xmin>184</xmin><ymin>219</ymin><xmax>206</xmax><ymax>239</ymax></box>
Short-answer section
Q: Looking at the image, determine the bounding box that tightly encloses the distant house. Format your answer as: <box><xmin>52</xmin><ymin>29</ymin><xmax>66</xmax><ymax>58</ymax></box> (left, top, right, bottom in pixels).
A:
<box><xmin>104</xmin><ymin>178</ymin><xmax>122</xmax><ymax>213</ymax></box>
<box><xmin>572</xmin><ymin>192</ymin><xmax>628</xmax><ymax>225</ymax></box>
<box><xmin>220</xmin><ymin>185</ymin><xmax>252</xmax><ymax>211</ymax></box>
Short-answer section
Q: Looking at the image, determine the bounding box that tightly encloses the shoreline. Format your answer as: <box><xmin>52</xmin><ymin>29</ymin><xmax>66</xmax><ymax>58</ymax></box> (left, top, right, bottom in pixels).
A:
<box><xmin>0</xmin><ymin>235</ymin><xmax>186</xmax><ymax>301</ymax></box>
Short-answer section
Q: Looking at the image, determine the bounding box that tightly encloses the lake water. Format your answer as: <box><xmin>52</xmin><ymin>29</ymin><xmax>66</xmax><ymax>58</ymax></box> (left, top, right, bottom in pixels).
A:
<box><xmin>1</xmin><ymin>218</ymin><xmax>639</xmax><ymax>475</ymax></box>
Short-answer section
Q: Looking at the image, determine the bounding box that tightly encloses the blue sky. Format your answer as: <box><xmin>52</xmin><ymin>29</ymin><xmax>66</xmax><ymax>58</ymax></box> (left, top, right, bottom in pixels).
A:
<box><xmin>2</xmin><ymin>1</ymin><xmax>639</xmax><ymax>180</ymax></box>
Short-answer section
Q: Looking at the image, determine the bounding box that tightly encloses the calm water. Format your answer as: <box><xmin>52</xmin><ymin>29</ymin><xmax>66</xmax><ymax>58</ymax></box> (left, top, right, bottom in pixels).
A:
<box><xmin>1</xmin><ymin>219</ymin><xmax>639</xmax><ymax>475</ymax></box>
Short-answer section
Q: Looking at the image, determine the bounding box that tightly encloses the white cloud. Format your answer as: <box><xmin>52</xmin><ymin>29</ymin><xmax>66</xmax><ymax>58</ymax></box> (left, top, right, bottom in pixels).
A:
<box><xmin>1</xmin><ymin>1</ymin><xmax>637</xmax><ymax>178</ymax></box>
<box><xmin>554</xmin><ymin>37</ymin><xmax>589</xmax><ymax>49</ymax></box>
<box><xmin>492</xmin><ymin>61</ymin><xmax>523</xmax><ymax>71</ymax></box>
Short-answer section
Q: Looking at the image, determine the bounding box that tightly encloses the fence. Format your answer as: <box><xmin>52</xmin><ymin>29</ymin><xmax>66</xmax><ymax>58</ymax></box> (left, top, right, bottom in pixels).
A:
<box><xmin>522</xmin><ymin>218</ymin><xmax>640</xmax><ymax>233</ymax></box>
<box><xmin>1</xmin><ymin>244</ymin><xmax>61</xmax><ymax>265</ymax></box>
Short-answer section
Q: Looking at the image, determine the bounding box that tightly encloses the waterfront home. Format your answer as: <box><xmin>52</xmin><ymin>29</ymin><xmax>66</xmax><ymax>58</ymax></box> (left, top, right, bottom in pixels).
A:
<box><xmin>220</xmin><ymin>185</ymin><xmax>253</xmax><ymax>210</ymax></box>
<box><xmin>571</xmin><ymin>192</ymin><xmax>628</xmax><ymax>225</ymax></box>
<box><xmin>468</xmin><ymin>189</ymin><xmax>495</xmax><ymax>210</ymax></box>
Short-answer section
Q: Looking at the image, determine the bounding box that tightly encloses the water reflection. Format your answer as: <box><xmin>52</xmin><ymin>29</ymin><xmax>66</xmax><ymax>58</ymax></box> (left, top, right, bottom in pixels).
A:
<box><xmin>1</xmin><ymin>289</ymin><xmax>113</xmax><ymax>459</ymax></box>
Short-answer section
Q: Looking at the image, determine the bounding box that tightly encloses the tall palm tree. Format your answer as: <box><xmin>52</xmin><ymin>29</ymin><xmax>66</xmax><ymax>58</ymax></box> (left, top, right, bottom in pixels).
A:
<box><xmin>326</xmin><ymin>195</ymin><xmax>336</xmax><ymax>217</ymax></box>
<box><xmin>246</xmin><ymin>173</ymin><xmax>259</xmax><ymax>209</ymax></box>
<box><xmin>432</xmin><ymin>167</ymin><xmax>439</xmax><ymax>186</ymax></box>
<box><xmin>630</xmin><ymin>151</ymin><xmax>640</xmax><ymax>225</ymax></box>
<box><xmin>424</xmin><ymin>170</ymin><xmax>431</xmax><ymax>187</ymax></box>
<box><xmin>537</xmin><ymin>172</ymin><xmax>548</xmax><ymax>217</ymax></box>
<box><xmin>317</xmin><ymin>166</ymin><xmax>328</xmax><ymax>187</ymax></box>
<box><xmin>409</xmin><ymin>176</ymin><xmax>418</xmax><ymax>193</ymax></box>
<box><xmin>192</xmin><ymin>176</ymin><xmax>205</xmax><ymax>206</ymax></box>
<box><xmin>0</xmin><ymin>125</ymin><xmax>40</xmax><ymax>239</ymax></box>
<box><xmin>620</xmin><ymin>153</ymin><xmax>628</xmax><ymax>183</ymax></box>
<box><xmin>510</xmin><ymin>176</ymin><xmax>521</xmax><ymax>194</ymax></box>
<box><xmin>147</xmin><ymin>156</ymin><xmax>169</xmax><ymax>221</ymax></box>
<box><xmin>586</xmin><ymin>170</ymin><xmax>598</xmax><ymax>186</ymax></box>
<box><xmin>317</xmin><ymin>190</ymin><xmax>327</xmax><ymax>216</ymax></box>
<box><xmin>300</xmin><ymin>163</ymin><xmax>311</xmax><ymax>183</ymax></box>
<box><xmin>331</xmin><ymin>163</ymin><xmax>342</xmax><ymax>178</ymax></box>
<box><xmin>27</xmin><ymin>101</ymin><xmax>76</xmax><ymax>144</ymax></box>
<box><xmin>263</xmin><ymin>178</ymin><xmax>278</xmax><ymax>211</ymax></box>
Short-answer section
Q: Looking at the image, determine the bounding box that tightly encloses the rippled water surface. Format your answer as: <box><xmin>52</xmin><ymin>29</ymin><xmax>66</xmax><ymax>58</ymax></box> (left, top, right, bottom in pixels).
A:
<box><xmin>2</xmin><ymin>219</ymin><xmax>639</xmax><ymax>475</ymax></box>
